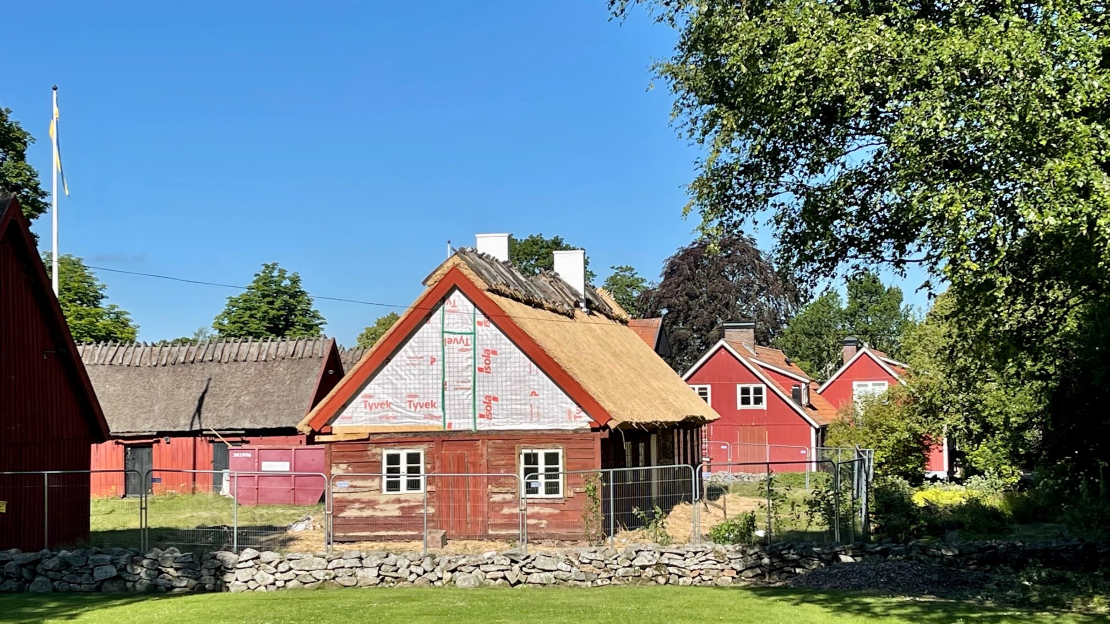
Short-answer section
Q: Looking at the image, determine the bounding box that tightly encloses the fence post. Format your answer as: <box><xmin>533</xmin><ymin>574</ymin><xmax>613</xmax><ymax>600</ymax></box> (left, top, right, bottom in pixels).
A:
<box><xmin>607</xmin><ymin>469</ymin><xmax>615</xmax><ymax>548</ymax></box>
<box><xmin>833</xmin><ymin>462</ymin><xmax>841</xmax><ymax>543</ymax></box>
<box><xmin>232</xmin><ymin>473</ymin><xmax>239</xmax><ymax>553</ymax></box>
<box><xmin>690</xmin><ymin>465</ymin><xmax>699</xmax><ymax>544</ymax></box>
<box><xmin>764</xmin><ymin>462</ymin><xmax>772</xmax><ymax>547</ymax></box>
<box><xmin>422</xmin><ymin>478</ymin><xmax>429</xmax><ymax>557</ymax></box>
<box><xmin>43</xmin><ymin>473</ymin><xmax>49</xmax><ymax>550</ymax></box>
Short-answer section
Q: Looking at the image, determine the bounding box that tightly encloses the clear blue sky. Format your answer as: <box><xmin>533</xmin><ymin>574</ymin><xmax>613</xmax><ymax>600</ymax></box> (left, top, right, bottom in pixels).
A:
<box><xmin>4</xmin><ymin>1</ymin><xmax>927</xmax><ymax>345</ymax></box>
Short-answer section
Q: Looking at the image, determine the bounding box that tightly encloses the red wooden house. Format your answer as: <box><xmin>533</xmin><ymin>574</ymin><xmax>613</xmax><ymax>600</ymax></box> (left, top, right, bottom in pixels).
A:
<box><xmin>298</xmin><ymin>234</ymin><xmax>717</xmax><ymax>542</ymax></box>
<box><xmin>627</xmin><ymin>317</ymin><xmax>672</xmax><ymax>358</ymax></box>
<box><xmin>82</xmin><ymin>338</ymin><xmax>363</xmax><ymax>497</ymax></box>
<box><xmin>0</xmin><ymin>194</ymin><xmax>111</xmax><ymax>551</ymax></box>
<box><xmin>817</xmin><ymin>337</ymin><xmax>949</xmax><ymax>477</ymax></box>
<box><xmin>683</xmin><ymin>321</ymin><xmax>837</xmax><ymax>470</ymax></box>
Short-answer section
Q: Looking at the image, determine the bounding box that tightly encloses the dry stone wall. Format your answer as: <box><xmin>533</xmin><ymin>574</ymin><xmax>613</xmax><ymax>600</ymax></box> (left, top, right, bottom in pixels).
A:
<box><xmin>1</xmin><ymin>540</ymin><xmax>1106</xmax><ymax>594</ymax></box>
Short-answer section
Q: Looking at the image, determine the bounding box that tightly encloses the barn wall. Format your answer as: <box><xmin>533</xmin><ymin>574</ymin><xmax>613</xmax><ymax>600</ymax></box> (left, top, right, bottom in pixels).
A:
<box><xmin>820</xmin><ymin>353</ymin><xmax>899</xmax><ymax>410</ymax></box>
<box><xmin>329</xmin><ymin>431</ymin><xmax>602</xmax><ymax>542</ymax></box>
<box><xmin>687</xmin><ymin>349</ymin><xmax>815</xmax><ymax>470</ymax></box>
<box><xmin>0</xmin><ymin>227</ymin><xmax>96</xmax><ymax>550</ymax></box>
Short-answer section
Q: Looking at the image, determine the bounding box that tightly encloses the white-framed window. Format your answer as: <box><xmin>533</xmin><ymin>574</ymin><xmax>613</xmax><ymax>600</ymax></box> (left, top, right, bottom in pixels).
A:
<box><xmin>382</xmin><ymin>449</ymin><xmax>424</xmax><ymax>494</ymax></box>
<box><xmin>853</xmin><ymin>380</ymin><xmax>889</xmax><ymax>401</ymax></box>
<box><xmin>690</xmin><ymin>384</ymin><xmax>711</xmax><ymax>404</ymax></box>
<box><xmin>521</xmin><ymin>448</ymin><xmax>563</xmax><ymax>498</ymax></box>
<box><xmin>736</xmin><ymin>384</ymin><xmax>766</xmax><ymax>409</ymax></box>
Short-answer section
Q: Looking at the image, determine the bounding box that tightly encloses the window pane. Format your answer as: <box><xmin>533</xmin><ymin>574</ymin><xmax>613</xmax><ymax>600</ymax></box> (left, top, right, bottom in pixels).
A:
<box><xmin>406</xmin><ymin>452</ymin><xmax>421</xmax><ymax>466</ymax></box>
<box><xmin>385</xmin><ymin>453</ymin><xmax>400</xmax><ymax>466</ymax></box>
<box><xmin>385</xmin><ymin>465</ymin><xmax>400</xmax><ymax>476</ymax></box>
<box><xmin>543</xmin><ymin>451</ymin><xmax>560</xmax><ymax>469</ymax></box>
<box><xmin>544</xmin><ymin>479</ymin><xmax>560</xmax><ymax>496</ymax></box>
<box><xmin>753</xmin><ymin>386</ymin><xmax>764</xmax><ymax>404</ymax></box>
<box><xmin>384</xmin><ymin>477</ymin><xmax>400</xmax><ymax>493</ymax></box>
<box><xmin>525</xmin><ymin>480</ymin><xmax>539</xmax><ymax>495</ymax></box>
<box><xmin>406</xmin><ymin>476</ymin><xmax>422</xmax><ymax>492</ymax></box>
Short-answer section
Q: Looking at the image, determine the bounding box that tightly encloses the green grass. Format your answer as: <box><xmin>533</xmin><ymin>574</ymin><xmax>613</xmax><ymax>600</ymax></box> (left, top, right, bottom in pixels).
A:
<box><xmin>0</xmin><ymin>587</ymin><xmax>1101</xmax><ymax>624</ymax></box>
<box><xmin>87</xmin><ymin>494</ymin><xmax>324</xmax><ymax>552</ymax></box>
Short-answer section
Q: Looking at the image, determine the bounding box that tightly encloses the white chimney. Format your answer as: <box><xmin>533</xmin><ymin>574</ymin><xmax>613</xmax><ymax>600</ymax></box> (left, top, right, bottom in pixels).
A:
<box><xmin>475</xmin><ymin>233</ymin><xmax>510</xmax><ymax>263</ymax></box>
<box><xmin>552</xmin><ymin>249</ymin><xmax>587</xmax><ymax>310</ymax></box>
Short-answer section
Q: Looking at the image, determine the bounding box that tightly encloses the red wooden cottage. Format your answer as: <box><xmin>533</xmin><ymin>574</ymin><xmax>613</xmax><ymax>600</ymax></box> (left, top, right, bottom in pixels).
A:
<box><xmin>627</xmin><ymin>317</ymin><xmax>672</xmax><ymax>358</ymax></box>
<box><xmin>817</xmin><ymin>337</ymin><xmax>949</xmax><ymax>477</ymax></box>
<box><xmin>0</xmin><ymin>194</ymin><xmax>111</xmax><ymax>551</ymax></box>
<box><xmin>81</xmin><ymin>338</ymin><xmax>363</xmax><ymax>497</ymax></box>
<box><xmin>298</xmin><ymin>234</ymin><xmax>717</xmax><ymax>542</ymax></box>
<box><xmin>683</xmin><ymin>321</ymin><xmax>837</xmax><ymax>470</ymax></box>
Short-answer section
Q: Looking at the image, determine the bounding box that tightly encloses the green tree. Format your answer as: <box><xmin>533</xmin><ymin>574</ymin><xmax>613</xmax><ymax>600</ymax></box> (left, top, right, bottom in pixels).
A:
<box><xmin>44</xmin><ymin>253</ymin><xmax>138</xmax><ymax>343</ymax></box>
<box><xmin>776</xmin><ymin>272</ymin><xmax>916</xmax><ymax>379</ymax></box>
<box><xmin>156</xmin><ymin>327</ymin><xmax>213</xmax><ymax>346</ymax></box>
<box><xmin>213</xmin><ymin>263</ymin><xmax>325</xmax><ymax>339</ymax></box>
<box><xmin>509</xmin><ymin>234</ymin><xmax>595</xmax><ymax>281</ymax></box>
<box><xmin>638</xmin><ymin>233</ymin><xmax>806</xmax><ymax>371</ymax></box>
<box><xmin>825</xmin><ymin>388</ymin><xmax>932</xmax><ymax>486</ymax></box>
<box><xmin>357</xmin><ymin>312</ymin><xmax>400</xmax><ymax>349</ymax></box>
<box><xmin>602</xmin><ymin>265</ymin><xmax>647</xmax><ymax>318</ymax></box>
<box><xmin>1</xmin><ymin>107</ymin><xmax>49</xmax><ymax>220</ymax></box>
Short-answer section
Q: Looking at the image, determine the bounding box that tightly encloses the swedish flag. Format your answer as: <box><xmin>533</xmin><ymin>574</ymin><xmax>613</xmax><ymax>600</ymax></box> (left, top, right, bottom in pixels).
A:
<box><xmin>48</xmin><ymin>90</ymin><xmax>69</xmax><ymax>196</ymax></box>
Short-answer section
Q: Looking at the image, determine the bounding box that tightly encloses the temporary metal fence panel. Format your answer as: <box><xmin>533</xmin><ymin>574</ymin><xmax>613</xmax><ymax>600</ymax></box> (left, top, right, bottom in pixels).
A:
<box><xmin>525</xmin><ymin>464</ymin><xmax>699</xmax><ymax>547</ymax></box>
<box><xmin>146</xmin><ymin>469</ymin><xmax>328</xmax><ymax>553</ymax></box>
<box><xmin>329</xmin><ymin>472</ymin><xmax>525</xmax><ymax>557</ymax></box>
<box><xmin>0</xmin><ymin>470</ymin><xmax>144</xmax><ymax>552</ymax></box>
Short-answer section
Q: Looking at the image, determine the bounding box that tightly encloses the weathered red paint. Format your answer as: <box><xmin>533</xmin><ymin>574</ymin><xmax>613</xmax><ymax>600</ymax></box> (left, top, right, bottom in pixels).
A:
<box><xmin>228</xmin><ymin>446</ymin><xmax>326</xmax><ymax>506</ymax></box>
<box><xmin>0</xmin><ymin>197</ymin><xmax>108</xmax><ymax>551</ymax></box>
<box><xmin>686</xmin><ymin>347</ymin><xmax>815</xmax><ymax>470</ymax></box>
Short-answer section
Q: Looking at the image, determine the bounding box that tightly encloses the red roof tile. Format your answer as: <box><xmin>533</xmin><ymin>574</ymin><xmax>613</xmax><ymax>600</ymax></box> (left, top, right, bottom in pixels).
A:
<box><xmin>722</xmin><ymin>340</ymin><xmax>833</xmax><ymax>426</ymax></box>
<box><xmin>628</xmin><ymin>318</ymin><xmax>663</xmax><ymax>349</ymax></box>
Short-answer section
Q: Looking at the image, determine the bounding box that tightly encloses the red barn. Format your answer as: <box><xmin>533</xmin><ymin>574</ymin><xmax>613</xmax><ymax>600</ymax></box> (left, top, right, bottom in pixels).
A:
<box><xmin>684</xmin><ymin>321</ymin><xmax>837</xmax><ymax>470</ymax></box>
<box><xmin>81</xmin><ymin>338</ymin><xmax>362</xmax><ymax>497</ymax></box>
<box><xmin>817</xmin><ymin>338</ymin><xmax>949</xmax><ymax>477</ymax></box>
<box><xmin>0</xmin><ymin>194</ymin><xmax>110</xmax><ymax>551</ymax></box>
<box><xmin>299</xmin><ymin>235</ymin><xmax>717</xmax><ymax>542</ymax></box>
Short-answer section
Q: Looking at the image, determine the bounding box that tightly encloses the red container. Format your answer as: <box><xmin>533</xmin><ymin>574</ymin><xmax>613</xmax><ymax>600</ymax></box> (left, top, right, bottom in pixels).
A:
<box><xmin>227</xmin><ymin>446</ymin><xmax>326</xmax><ymax>506</ymax></box>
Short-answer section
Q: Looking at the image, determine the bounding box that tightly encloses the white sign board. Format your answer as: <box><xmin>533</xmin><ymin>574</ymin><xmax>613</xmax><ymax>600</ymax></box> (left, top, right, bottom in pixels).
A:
<box><xmin>261</xmin><ymin>461</ymin><xmax>290</xmax><ymax>472</ymax></box>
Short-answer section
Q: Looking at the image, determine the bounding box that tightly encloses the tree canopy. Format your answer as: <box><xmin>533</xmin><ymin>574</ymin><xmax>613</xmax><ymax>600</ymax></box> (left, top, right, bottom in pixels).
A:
<box><xmin>45</xmin><ymin>253</ymin><xmax>138</xmax><ymax>343</ymax></box>
<box><xmin>357</xmin><ymin>312</ymin><xmax>400</xmax><ymax>349</ymax></box>
<box><xmin>212</xmin><ymin>263</ymin><xmax>325</xmax><ymax>339</ymax></box>
<box><xmin>602</xmin><ymin>265</ymin><xmax>648</xmax><ymax>318</ymax></box>
<box><xmin>1</xmin><ymin>107</ymin><xmax>49</xmax><ymax>221</ymax></box>
<box><xmin>509</xmin><ymin>234</ymin><xmax>595</xmax><ymax>281</ymax></box>
<box><xmin>638</xmin><ymin>233</ymin><xmax>806</xmax><ymax>371</ymax></box>
<box><xmin>776</xmin><ymin>272</ymin><xmax>917</xmax><ymax>379</ymax></box>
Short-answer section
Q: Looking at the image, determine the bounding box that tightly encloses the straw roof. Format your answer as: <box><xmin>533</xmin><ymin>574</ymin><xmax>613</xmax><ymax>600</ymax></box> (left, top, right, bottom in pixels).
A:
<box><xmin>301</xmin><ymin>251</ymin><xmax>718</xmax><ymax>432</ymax></box>
<box><xmin>78</xmin><ymin>338</ymin><xmax>341</xmax><ymax>435</ymax></box>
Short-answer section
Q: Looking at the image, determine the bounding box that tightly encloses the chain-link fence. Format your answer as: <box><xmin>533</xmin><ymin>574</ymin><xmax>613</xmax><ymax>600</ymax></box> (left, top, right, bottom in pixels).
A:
<box><xmin>145</xmin><ymin>469</ymin><xmax>328</xmax><ymax>553</ymax></box>
<box><xmin>700</xmin><ymin>454</ymin><xmax>872</xmax><ymax>546</ymax></box>
<box><xmin>0</xmin><ymin>470</ymin><xmax>144</xmax><ymax>552</ymax></box>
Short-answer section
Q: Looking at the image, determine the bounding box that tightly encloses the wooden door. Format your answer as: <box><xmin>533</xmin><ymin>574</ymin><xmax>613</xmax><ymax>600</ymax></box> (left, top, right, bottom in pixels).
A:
<box><xmin>124</xmin><ymin>445</ymin><xmax>152</xmax><ymax>497</ymax></box>
<box><xmin>438</xmin><ymin>441</ymin><xmax>487</xmax><ymax>539</ymax></box>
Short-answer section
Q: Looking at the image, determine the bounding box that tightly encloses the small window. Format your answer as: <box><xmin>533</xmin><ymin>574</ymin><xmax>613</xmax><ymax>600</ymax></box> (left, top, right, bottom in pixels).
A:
<box><xmin>383</xmin><ymin>449</ymin><xmax>424</xmax><ymax>494</ymax></box>
<box><xmin>853</xmin><ymin>381</ymin><xmax>889</xmax><ymax>401</ymax></box>
<box><xmin>736</xmin><ymin>384</ymin><xmax>766</xmax><ymax>409</ymax></box>
<box><xmin>690</xmin><ymin>385</ymin><xmax>711</xmax><ymax>404</ymax></box>
<box><xmin>521</xmin><ymin>448</ymin><xmax>563</xmax><ymax>498</ymax></box>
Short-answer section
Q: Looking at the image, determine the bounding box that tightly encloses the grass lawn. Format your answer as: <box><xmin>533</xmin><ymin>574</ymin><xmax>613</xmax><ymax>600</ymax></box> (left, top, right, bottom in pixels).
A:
<box><xmin>0</xmin><ymin>586</ymin><xmax>1102</xmax><ymax>624</ymax></box>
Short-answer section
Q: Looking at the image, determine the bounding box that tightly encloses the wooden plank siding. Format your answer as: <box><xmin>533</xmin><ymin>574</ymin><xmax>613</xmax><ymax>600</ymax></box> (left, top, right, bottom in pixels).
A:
<box><xmin>330</xmin><ymin>431</ymin><xmax>603</xmax><ymax>542</ymax></box>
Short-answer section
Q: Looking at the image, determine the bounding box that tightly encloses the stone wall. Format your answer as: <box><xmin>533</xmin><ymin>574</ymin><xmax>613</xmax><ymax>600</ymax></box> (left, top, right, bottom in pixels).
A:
<box><xmin>1</xmin><ymin>540</ymin><xmax>1106</xmax><ymax>594</ymax></box>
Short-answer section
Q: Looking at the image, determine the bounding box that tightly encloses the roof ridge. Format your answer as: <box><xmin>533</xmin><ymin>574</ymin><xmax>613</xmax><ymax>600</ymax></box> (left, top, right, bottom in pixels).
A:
<box><xmin>77</xmin><ymin>336</ymin><xmax>335</xmax><ymax>367</ymax></box>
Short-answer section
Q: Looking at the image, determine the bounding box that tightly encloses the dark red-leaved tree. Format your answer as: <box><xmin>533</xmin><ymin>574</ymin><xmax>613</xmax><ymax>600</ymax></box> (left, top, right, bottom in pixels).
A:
<box><xmin>639</xmin><ymin>234</ymin><xmax>807</xmax><ymax>372</ymax></box>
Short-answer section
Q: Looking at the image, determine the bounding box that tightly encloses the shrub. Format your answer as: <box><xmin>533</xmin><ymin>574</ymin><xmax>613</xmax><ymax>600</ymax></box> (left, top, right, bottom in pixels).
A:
<box><xmin>946</xmin><ymin>498</ymin><xmax>1011</xmax><ymax>537</ymax></box>
<box><xmin>871</xmin><ymin>476</ymin><xmax>930</xmax><ymax>542</ymax></box>
<box><xmin>632</xmin><ymin>505</ymin><xmax>672</xmax><ymax>546</ymax></box>
<box><xmin>1059</xmin><ymin>496</ymin><xmax>1110</xmax><ymax>539</ymax></box>
<box><xmin>708</xmin><ymin>512</ymin><xmax>758</xmax><ymax>544</ymax></box>
<box><xmin>1001</xmin><ymin>489</ymin><xmax>1056</xmax><ymax>525</ymax></box>
<box><xmin>913</xmin><ymin>486</ymin><xmax>974</xmax><ymax>508</ymax></box>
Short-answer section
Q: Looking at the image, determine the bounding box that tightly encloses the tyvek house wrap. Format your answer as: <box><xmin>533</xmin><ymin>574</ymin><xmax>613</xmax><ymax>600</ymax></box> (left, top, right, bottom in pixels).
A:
<box><xmin>332</xmin><ymin>289</ymin><xmax>589</xmax><ymax>430</ymax></box>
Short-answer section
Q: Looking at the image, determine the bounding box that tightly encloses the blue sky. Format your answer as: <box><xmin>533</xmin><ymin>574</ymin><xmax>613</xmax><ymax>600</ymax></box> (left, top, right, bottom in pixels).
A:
<box><xmin>4</xmin><ymin>1</ymin><xmax>928</xmax><ymax>345</ymax></box>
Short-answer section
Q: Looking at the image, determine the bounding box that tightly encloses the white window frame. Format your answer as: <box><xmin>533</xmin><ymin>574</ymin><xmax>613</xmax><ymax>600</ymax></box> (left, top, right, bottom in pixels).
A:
<box><xmin>690</xmin><ymin>384</ymin><xmax>712</xmax><ymax>404</ymax></box>
<box><xmin>852</xmin><ymin>380</ymin><xmax>889</xmax><ymax>401</ymax></box>
<box><xmin>382</xmin><ymin>449</ymin><xmax>425</xmax><ymax>494</ymax></box>
<box><xmin>520</xmin><ymin>448</ymin><xmax>563</xmax><ymax>499</ymax></box>
<box><xmin>736</xmin><ymin>383</ymin><xmax>767</xmax><ymax>409</ymax></box>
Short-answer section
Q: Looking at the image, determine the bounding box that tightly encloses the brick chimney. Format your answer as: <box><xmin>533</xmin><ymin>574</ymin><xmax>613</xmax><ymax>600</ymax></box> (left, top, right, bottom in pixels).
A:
<box><xmin>842</xmin><ymin>337</ymin><xmax>860</xmax><ymax>364</ymax></box>
<box><xmin>723</xmin><ymin>320</ymin><xmax>756</xmax><ymax>352</ymax></box>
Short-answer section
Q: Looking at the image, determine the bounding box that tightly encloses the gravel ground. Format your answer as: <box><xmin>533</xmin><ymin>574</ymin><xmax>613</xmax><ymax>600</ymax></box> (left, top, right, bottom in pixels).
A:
<box><xmin>790</xmin><ymin>561</ymin><xmax>994</xmax><ymax>600</ymax></box>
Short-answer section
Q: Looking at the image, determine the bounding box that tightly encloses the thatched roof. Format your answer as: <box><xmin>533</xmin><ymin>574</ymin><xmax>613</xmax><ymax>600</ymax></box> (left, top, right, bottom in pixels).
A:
<box><xmin>301</xmin><ymin>253</ymin><xmax>718</xmax><ymax>432</ymax></box>
<box><xmin>78</xmin><ymin>338</ymin><xmax>342</xmax><ymax>435</ymax></box>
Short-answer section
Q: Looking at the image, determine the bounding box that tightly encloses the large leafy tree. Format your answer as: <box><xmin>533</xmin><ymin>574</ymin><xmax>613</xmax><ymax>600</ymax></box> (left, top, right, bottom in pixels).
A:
<box><xmin>45</xmin><ymin>253</ymin><xmax>138</xmax><ymax>343</ymax></box>
<box><xmin>777</xmin><ymin>272</ymin><xmax>916</xmax><ymax>379</ymax></box>
<box><xmin>213</xmin><ymin>263</ymin><xmax>325</xmax><ymax>339</ymax></box>
<box><xmin>602</xmin><ymin>265</ymin><xmax>648</xmax><ymax>318</ymax></box>
<box><xmin>357</xmin><ymin>312</ymin><xmax>400</xmax><ymax>349</ymax></box>
<box><xmin>638</xmin><ymin>233</ymin><xmax>806</xmax><ymax>371</ymax></box>
<box><xmin>615</xmin><ymin>0</ymin><xmax>1110</xmax><ymax>489</ymax></box>
<box><xmin>1</xmin><ymin>107</ymin><xmax>49</xmax><ymax>220</ymax></box>
<box><xmin>509</xmin><ymin>234</ymin><xmax>595</xmax><ymax>281</ymax></box>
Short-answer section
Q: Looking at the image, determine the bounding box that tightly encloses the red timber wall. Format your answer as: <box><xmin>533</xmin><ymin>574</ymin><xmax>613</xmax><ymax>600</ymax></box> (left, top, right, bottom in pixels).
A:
<box><xmin>90</xmin><ymin>434</ymin><xmax>305</xmax><ymax>496</ymax></box>
<box><xmin>0</xmin><ymin>230</ymin><xmax>97</xmax><ymax>551</ymax></box>
<box><xmin>687</xmin><ymin>348</ymin><xmax>815</xmax><ymax>470</ymax></box>
<box><xmin>820</xmin><ymin>354</ymin><xmax>900</xmax><ymax>410</ymax></box>
<box><xmin>329</xmin><ymin>431</ymin><xmax>602</xmax><ymax>542</ymax></box>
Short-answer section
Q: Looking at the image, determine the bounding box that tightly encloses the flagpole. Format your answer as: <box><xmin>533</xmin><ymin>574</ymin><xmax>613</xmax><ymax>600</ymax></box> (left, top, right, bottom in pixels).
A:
<box><xmin>51</xmin><ymin>85</ymin><xmax>59</xmax><ymax>297</ymax></box>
